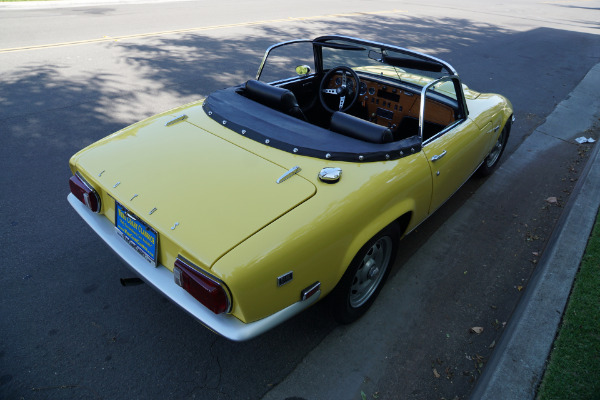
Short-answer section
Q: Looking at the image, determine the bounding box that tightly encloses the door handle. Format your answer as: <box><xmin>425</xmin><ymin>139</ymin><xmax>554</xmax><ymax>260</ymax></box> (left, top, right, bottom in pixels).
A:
<box><xmin>431</xmin><ymin>150</ymin><xmax>447</xmax><ymax>162</ymax></box>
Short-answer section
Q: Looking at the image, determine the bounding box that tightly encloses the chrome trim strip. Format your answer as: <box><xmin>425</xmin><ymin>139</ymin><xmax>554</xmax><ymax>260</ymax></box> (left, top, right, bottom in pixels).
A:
<box><xmin>419</xmin><ymin>75</ymin><xmax>464</xmax><ymax>140</ymax></box>
<box><xmin>422</xmin><ymin>119</ymin><xmax>463</xmax><ymax>146</ymax></box>
<box><xmin>75</xmin><ymin>171</ymin><xmax>102</xmax><ymax>213</ymax></box>
<box><xmin>75</xmin><ymin>171</ymin><xmax>94</xmax><ymax>191</ymax></box>
<box><xmin>68</xmin><ymin>194</ymin><xmax>320</xmax><ymax>341</ymax></box>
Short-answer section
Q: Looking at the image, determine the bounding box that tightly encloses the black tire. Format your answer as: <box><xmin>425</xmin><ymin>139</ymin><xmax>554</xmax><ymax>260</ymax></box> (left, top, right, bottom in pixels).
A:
<box><xmin>476</xmin><ymin>123</ymin><xmax>509</xmax><ymax>177</ymax></box>
<box><xmin>330</xmin><ymin>224</ymin><xmax>400</xmax><ymax>324</ymax></box>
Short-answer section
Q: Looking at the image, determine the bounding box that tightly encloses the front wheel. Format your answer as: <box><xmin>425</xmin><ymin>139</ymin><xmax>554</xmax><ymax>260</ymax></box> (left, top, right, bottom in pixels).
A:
<box><xmin>477</xmin><ymin>123</ymin><xmax>509</xmax><ymax>177</ymax></box>
<box><xmin>330</xmin><ymin>224</ymin><xmax>400</xmax><ymax>324</ymax></box>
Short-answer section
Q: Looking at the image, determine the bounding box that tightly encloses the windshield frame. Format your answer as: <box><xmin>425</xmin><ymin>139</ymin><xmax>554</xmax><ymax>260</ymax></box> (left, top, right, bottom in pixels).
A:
<box><xmin>255</xmin><ymin>39</ymin><xmax>314</xmax><ymax>81</ymax></box>
<box><xmin>256</xmin><ymin>35</ymin><xmax>458</xmax><ymax>83</ymax></box>
<box><xmin>420</xmin><ymin>75</ymin><xmax>469</xmax><ymax>141</ymax></box>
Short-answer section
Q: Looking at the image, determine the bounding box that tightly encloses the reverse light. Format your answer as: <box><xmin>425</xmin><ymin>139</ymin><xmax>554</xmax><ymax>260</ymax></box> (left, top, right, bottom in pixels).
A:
<box><xmin>173</xmin><ymin>257</ymin><xmax>232</xmax><ymax>314</ymax></box>
<box><xmin>69</xmin><ymin>173</ymin><xmax>101</xmax><ymax>213</ymax></box>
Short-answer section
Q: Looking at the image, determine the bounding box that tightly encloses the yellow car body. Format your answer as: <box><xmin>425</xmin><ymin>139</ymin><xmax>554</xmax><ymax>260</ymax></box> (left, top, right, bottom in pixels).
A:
<box><xmin>68</xmin><ymin>36</ymin><xmax>513</xmax><ymax>340</ymax></box>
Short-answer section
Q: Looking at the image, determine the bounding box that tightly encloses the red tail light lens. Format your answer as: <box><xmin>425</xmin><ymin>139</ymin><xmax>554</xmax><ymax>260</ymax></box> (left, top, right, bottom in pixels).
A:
<box><xmin>173</xmin><ymin>257</ymin><xmax>231</xmax><ymax>314</ymax></box>
<box><xmin>69</xmin><ymin>173</ymin><xmax>101</xmax><ymax>213</ymax></box>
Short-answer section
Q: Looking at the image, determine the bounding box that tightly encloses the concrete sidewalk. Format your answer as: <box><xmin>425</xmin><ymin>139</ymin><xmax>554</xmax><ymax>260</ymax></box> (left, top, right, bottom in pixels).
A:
<box><xmin>470</xmin><ymin>64</ymin><xmax>600</xmax><ymax>399</ymax></box>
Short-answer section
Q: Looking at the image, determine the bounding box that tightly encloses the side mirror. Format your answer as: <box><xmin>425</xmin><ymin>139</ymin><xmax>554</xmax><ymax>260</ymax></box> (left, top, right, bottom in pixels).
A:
<box><xmin>295</xmin><ymin>65</ymin><xmax>311</xmax><ymax>75</ymax></box>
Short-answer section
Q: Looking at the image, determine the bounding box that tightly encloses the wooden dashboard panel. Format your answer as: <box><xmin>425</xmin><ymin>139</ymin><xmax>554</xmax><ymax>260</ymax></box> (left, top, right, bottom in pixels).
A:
<box><xmin>326</xmin><ymin>75</ymin><xmax>455</xmax><ymax>131</ymax></box>
<box><xmin>359</xmin><ymin>80</ymin><xmax>455</xmax><ymax>128</ymax></box>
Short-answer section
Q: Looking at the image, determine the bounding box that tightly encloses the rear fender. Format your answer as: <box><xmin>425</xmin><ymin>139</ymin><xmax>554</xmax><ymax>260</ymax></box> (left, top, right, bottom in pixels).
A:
<box><xmin>334</xmin><ymin>199</ymin><xmax>416</xmax><ymax>287</ymax></box>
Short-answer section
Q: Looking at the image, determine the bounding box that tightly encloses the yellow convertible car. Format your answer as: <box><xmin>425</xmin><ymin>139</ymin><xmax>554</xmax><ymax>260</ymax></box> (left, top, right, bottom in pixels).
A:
<box><xmin>68</xmin><ymin>36</ymin><xmax>513</xmax><ymax>341</ymax></box>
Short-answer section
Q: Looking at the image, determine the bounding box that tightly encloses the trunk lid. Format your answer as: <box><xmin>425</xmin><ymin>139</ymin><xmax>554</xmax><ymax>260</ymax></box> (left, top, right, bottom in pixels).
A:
<box><xmin>74</xmin><ymin>115</ymin><xmax>316</xmax><ymax>268</ymax></box>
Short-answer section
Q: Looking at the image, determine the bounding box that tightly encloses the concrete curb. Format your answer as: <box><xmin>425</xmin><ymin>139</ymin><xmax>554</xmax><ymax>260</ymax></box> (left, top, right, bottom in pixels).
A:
<box><xmin>469</xmin><ymin>64</ymin><xmax>600</xmax><ymax>400</ymax></box>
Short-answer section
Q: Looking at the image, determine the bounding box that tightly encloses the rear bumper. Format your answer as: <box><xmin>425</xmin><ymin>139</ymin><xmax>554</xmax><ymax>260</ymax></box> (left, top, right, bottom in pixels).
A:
<box><xmin>68</xmin><ymin>193</ymin><xmax>320</xmax><ymax>341</ymax></box>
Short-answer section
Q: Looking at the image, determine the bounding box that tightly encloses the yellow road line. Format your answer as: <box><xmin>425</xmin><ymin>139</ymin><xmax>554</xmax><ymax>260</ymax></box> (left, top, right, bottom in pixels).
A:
<box><xmin>0</xmin><ymin>9</ymin><xmax>406</xmax><ymax>54</ymax></box>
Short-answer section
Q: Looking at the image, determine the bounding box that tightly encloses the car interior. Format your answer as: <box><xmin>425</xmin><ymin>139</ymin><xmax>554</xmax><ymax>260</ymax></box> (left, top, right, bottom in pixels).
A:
<box><xmin>241</xmin><ymin>70</ymin><xmax>458</xmax><ymax>144</ymax></box>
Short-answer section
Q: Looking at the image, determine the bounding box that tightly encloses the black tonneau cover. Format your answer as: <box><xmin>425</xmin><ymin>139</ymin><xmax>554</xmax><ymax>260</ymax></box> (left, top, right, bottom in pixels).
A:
<box><xmin>203</xmin><ymin>86</ymin><xmax>421</xmax><ymax>162</ymax></box>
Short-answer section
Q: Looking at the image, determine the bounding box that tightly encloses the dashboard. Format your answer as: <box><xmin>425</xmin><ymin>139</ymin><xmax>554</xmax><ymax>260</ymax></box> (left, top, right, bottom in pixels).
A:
<box><xmin>328</xmin><ymin>74</ymin><xmax>456</xmax><ymax>131</ymax></box>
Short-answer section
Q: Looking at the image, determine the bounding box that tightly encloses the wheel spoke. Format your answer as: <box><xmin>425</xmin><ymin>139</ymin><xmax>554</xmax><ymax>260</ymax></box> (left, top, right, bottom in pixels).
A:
<box><xmin>323</xmin><ymin>88</ymin><xmax>337</xmax><ymax>95</ymax></box>
<box><xmin>338</xmin><ymin>96</ymin><xmax>345</xmax><ymax>110</ymax></box>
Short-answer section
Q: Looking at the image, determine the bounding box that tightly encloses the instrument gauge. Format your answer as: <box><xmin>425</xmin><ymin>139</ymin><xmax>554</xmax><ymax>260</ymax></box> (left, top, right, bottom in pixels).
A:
<box><xmin>359</xmin><ymin>82</ymin><xmax>367</xmax><ymax>95</ymax></box>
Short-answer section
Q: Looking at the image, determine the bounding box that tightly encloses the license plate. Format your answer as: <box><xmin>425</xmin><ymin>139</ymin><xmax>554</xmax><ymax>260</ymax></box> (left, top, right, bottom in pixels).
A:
<box><xmin>115</xmin><ymin>202</ymin><xmax>158</xmax><ymax>266</ymax></box>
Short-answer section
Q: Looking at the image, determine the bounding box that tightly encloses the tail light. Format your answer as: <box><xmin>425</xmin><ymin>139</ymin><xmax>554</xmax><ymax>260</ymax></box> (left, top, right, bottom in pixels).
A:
<box><xmin>173</xmin><ymin>257</ymin><xmax>232</xmax><ymax>314</ymax></box>
<box><xmin>69</xmin><ymin>173</ymin><xmax>101</xmax><ymax>213</ymax></box>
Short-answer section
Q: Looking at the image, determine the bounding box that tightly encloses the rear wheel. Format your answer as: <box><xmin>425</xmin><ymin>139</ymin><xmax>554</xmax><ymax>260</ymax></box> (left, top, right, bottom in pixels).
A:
<box><xmin>477</xmin><ymin>124</ymin><xmax>509</xmax><ymax>177</ymax></box>
<box><xmin>330</xmin><ymin>224</ymin><xmax>400</xmax><ymax>324</ymax></box>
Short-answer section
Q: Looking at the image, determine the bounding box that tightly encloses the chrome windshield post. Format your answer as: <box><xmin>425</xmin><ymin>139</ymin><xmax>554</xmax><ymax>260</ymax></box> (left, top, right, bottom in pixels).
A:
<box><xmin>255</xmin><ymin>39</ymin><xmax>313</xmax><ymax>81</ymax></box>
<box><xmin>419</xmin><ymin>75</ymin><xmax>468</xmax><ymax>141</ymax></box>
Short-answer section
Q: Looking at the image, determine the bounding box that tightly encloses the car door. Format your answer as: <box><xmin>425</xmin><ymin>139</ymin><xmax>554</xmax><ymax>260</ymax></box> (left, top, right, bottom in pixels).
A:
<box><xmin>422</xmin><ymin>119</ymin><xmax>485</xmax><ymax>213</ymax></box>
<box><xmin>419</xmin><ymin>76</ymin><xmax>488</xmax><ymax>213</ymax></box>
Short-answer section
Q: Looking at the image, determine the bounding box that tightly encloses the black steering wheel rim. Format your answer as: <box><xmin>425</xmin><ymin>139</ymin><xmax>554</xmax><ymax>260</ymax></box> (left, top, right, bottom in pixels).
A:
<box><xmin>318</xmin><ymin>66</ymin><xmax>361</xmax><ymax>113</ymax></box>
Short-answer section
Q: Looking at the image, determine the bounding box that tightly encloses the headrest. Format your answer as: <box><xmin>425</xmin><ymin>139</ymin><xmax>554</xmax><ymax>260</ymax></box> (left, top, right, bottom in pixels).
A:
<box><xmin>244</xmin><ymin>80</ymin><xmax>300</xmax><ymax>114</ymax></box>
<box><xmin>330</xmin><ymin>112</ymin><xmax>393</xmax><ymax>144</ymax></box>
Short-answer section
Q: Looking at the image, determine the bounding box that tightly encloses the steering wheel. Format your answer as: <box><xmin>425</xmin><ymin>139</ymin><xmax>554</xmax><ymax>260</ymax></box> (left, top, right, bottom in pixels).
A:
<box><xmin>318</xmin><ymin>66</ymin><xmax>361</xmax><ymax>113</ymax></box>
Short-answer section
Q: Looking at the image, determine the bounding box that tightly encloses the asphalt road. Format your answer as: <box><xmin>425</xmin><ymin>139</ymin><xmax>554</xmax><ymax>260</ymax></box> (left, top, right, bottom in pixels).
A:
<box><xmin>1</xmin><ymin>1</ymin><xmax>599</xmax><ymax>399</ymax></box>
